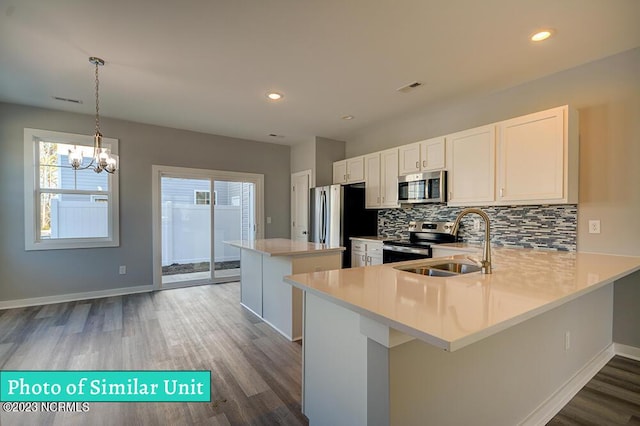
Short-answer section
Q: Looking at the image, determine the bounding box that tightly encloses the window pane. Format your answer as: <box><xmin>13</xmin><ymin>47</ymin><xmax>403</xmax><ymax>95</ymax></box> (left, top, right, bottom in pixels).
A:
<box><xmin>41</xmin><ymin>193</ymin><xmax>109</xmax><ymax>239</ymax></box>
<box><xmin>38</xmin><ymin>141</ymin><xmax>109</xmax><ymax>191</ymax></box>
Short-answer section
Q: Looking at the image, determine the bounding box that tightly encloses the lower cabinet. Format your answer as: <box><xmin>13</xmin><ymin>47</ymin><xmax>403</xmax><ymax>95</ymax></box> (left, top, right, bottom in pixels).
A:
<box><xmin>351</xmin><ymin>239</ymin><xmax>383</xmax><ymax>266</ymax></box>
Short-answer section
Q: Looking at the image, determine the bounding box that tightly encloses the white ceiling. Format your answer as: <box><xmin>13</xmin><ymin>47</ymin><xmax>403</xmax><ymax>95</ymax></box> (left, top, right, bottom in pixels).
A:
<box><xmin>1</xmin><ymin>0</ymin><xmax>639</xmax><ymax>146</ymax></box>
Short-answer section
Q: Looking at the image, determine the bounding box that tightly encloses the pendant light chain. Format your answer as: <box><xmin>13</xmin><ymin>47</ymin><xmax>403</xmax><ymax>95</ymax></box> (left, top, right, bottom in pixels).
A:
<box><xmin>95</xmin><ymin>59</ymin><xmax>100</xmax><ymax>136</ymax></box>
<box><xmin>67</xmin><ymin>57</ymin><xmax>117</xmax><ymax>174</ymax></box>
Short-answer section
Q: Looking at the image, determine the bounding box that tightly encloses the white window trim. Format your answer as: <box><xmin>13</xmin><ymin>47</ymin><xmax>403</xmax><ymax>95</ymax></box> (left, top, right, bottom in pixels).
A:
<box><xmin>24</xmin><ymin>128</ymin><xmax>120</xmax><ymax>250</ymax></box>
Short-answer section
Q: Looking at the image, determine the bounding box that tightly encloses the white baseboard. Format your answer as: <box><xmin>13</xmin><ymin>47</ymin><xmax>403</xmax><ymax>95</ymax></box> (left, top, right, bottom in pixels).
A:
<box><xmin>614</xmin><ymin>343</ymin><xmax>640</xmax><ymax>361</ymax></box>
<box><xmin>0</xmin><ymin>285</ymin><xmax>154</xmax><ymax>310</ymax></box>
<box><xmin>520</xmin><ymin>344</ymin><xmax>615</xmax><ymax>426</ymax></box>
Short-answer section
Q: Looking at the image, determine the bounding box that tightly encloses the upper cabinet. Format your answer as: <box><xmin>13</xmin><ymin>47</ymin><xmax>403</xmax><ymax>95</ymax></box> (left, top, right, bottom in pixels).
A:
<box><xmin>364</xmin><ymin>153</ymin><xmax>381</xmax><ymax>208</ymax></box>
<box><xmin>334</xmin><ymin>105</ymin><xmax>577</xmax><ymax>208</ymax></box>
<box><xmin>380</xmin><ymin>148</ymin><xmax>399</xmax><ymax>208</ymax></box>
<box><xmin>446</xmin><ymin>105</ymin><xmax>578</xmax><ymax>207</ymax></box>
<box><xmin>364</xmin><ymin>149</ymin><xmax>399</xmax><ymax>209</ymax></box>
<box><xmin>398</xmin><ymin>137</ymin><xmax>446</xmax><ymax>175</ymax></box>
<box><xmin>446</xmin><ymin>124</ymin><xmax>496</xmax><ymax>205</ymax></box>
<box><xmin>496</xmin><ymin>105</ymin><xmax>578</xmax><ymax>204</ymax></box>
<box><xmin>333</xmin><ymin>156</ymin><xmax>365</xmax><ymax>184</ymax></box>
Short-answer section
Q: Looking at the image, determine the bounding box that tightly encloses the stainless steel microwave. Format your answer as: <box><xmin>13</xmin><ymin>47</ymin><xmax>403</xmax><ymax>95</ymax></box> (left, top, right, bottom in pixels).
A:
<box><xmin>398</xmin><ymin>170</ymin><xmax>447</xmax><ymax>204</ymax></box>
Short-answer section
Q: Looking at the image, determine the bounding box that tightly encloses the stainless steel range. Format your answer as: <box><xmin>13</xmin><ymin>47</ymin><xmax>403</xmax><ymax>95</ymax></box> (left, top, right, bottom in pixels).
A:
<box><xmin>382</xmin><ymin>221</ymin><xmax>457</xmax><ymax>263</ymax></box>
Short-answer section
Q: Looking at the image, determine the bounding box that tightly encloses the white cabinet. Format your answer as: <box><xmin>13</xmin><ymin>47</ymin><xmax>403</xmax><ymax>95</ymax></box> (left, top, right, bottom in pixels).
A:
<box><xmin>496</xmin><ymin>105</ymin><xmax>578</xmax><ymax>204</ymax></box>
<box><xmin>351</xmin><ymin>239</ymin><xmax>383</xmax><ymax>266</ymax></box>
<box><xmin>421</xmin><ymin>137</ymin><xmax>446</xmax><ymax>171</ymax></box>
<box><xmin>333</xmin><ymin>156</ymin><xmax>365</xmax><ymax>184</ymax></box>
<box><xmin>398</xmin><ymin>142</ymin><xmax>421</xmax><ymax>175</ymax></box>
<box><xmin>398</xmin><ymin>137</ymin><xmax>446</xmax><ymax>175</ymax></box>
<box><xmin>364</xmin><ymin>149</ymin><xmax>399</xmax><ymax>209</ymax></box>
<box><xmin>364</xmin><ymin>153</ymin><xmax>381</xmax><ymax>208</ymax></box>
<box><xmin>446</xmin><ymin>124</ymin><xmax>496</xmax><ymax>206</ymax></box>
<box><xmin>380</xmin><ymin>148</ymin><xmax>399</xmax><ymax>208</ymax></box>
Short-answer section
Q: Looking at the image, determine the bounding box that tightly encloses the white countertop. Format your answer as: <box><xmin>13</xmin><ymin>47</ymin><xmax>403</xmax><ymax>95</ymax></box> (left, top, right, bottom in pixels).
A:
<box><xmin>225</xmin><ymin>238</ymin><xmax>345</xmax><ymax>257</ymax></box>
<box><xmin>285</xmin><ymin>247</ymin><xmax>640</xmax><ymax>351</ymax></box>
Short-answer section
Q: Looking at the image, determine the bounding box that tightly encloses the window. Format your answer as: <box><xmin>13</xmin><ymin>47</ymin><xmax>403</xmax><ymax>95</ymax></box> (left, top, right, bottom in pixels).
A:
<box><xmin>24</xmin><ymin>128</ymin><xmax>119</xmax><ymax>250</ymax></box>
<box><xmin>194</xmin><ymin>190</ymin><xmax>211</xmax><ymax>205</ymax></box>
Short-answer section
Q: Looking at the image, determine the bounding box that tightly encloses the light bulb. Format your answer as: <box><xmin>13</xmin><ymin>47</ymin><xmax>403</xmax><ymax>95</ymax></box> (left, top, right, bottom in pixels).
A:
<box><xmin>68</xmin><ymin>148</ymin><xmax>83</xmax><ymax>169</ymax></box>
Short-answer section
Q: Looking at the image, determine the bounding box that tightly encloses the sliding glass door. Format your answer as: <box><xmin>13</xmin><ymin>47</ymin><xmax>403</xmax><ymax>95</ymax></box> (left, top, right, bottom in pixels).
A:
<box><xmin>152</xmin><ymin>166</ymin><xmax>263</xmax><ymax>289</ymax></box>
<box><xmin>212</xmin><ymin>180</ymin><xmax>255</xmax><ymax>280</ymax></box>
<box><xmin>160</xmin><ymin>176</ymin><xmax>213</xmax><ymax>285</ymax></box>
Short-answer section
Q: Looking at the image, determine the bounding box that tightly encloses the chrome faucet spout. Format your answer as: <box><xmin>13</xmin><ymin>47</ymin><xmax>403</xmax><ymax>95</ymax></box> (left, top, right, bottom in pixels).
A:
<box><xmin>451</xmin><ymin>208</ymin><xmax>492</xmax><ymax>274</ymax></box>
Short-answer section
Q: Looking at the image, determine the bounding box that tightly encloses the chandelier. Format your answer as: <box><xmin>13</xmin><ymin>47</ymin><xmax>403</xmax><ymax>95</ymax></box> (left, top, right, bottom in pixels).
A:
<box><xmin>67</xmin><ymin>57</ymin><xmax>118</xmax><ymax>174</ymax></box>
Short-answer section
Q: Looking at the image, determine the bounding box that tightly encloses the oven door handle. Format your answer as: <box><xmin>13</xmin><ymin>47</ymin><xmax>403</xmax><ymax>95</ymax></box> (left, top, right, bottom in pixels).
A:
<box><xmin>382</xmin><ymin>245</ymin><xmax>431</xmax><ymax>255</ymax></box>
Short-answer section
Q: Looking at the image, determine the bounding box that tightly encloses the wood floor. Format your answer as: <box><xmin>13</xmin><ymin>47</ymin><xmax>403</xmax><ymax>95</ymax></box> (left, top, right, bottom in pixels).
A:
<box><xmin>1</xmin><ymin>283</ymin><xmax>639</xmax><ymax>425</ymax></box>
<box><xmin>0</xmin><ymin>283</ymin><xmax>308</xmax><ymax>426</ymax></box>
<box><xmin>548</xmin><ymin>355</ymin><xmax>640</xmax><ymax>425</ymax></box>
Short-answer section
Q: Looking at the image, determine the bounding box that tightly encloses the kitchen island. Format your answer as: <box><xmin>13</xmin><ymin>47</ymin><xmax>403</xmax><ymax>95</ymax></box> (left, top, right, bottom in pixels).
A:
<box><xmin>284</xmin><ymin>247</ymin><xmax>640</xmax><ymax>425</ymax></box>
<box><xmin>226</xmin><ymin>238</ymin><xmax>344</xmax><ymax>341</ymax></box>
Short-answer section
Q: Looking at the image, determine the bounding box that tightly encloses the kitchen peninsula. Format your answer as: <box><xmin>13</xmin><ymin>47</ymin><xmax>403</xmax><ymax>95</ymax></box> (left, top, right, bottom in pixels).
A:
<box><xmin>226</xmin><ymin>238</ymin><xmax>343</xmax><ymax>341</ymax></box>
<box><xmin>285</xmin><ymin>247</ymin><xmax>640</xmax><ymax>425</ymax></box>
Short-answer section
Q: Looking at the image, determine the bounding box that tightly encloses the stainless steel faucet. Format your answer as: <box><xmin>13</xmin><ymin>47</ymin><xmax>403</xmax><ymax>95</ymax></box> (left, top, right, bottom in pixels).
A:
<box><xmin>451</xmin><ymin>208</ymin><xmax>492</xmax><ymax>274</ymax></box>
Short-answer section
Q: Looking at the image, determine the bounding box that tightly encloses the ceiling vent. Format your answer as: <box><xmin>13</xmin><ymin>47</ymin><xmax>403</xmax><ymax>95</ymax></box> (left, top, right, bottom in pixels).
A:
<box><xmin>396</xmin><ymin>81</ymin><xmax>423</xmax><ymax>93</ymax></box>
<box><xmin>52</xmin><ymin>96</ymin><xmax>83</xmax><ymax>104</ymax></box>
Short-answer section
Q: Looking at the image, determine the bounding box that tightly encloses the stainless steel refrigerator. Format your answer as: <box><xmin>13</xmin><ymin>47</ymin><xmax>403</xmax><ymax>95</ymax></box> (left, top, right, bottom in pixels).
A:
<box><xmin>309</xmin><ymin>183</ymin><xmax>378</xmax><ymax>267</ymax></box>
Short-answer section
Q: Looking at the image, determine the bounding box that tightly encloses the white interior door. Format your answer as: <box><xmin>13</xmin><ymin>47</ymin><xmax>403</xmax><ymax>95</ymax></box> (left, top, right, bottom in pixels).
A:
<box><xmin>291</xmin><ymin>170</ymin><xmax>311</xmax><ymax>242</ymax></box>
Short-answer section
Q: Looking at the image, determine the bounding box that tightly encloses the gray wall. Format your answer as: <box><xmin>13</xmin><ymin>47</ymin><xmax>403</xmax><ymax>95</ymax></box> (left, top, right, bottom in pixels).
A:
<box><xmin>290</xmin><ymin>136</ymin><xmax>345</xmax><ymax>188</ymax></box>
<box><xmin>0</xmin><ymin>102</ymin><xmax>290</xmax><ymax>301</ymax></box>
<box><xmin>314</xmin><ymin>137</ymin><xmax>345</xmax><ymax>187</ymax></box>
<box><xmin>290</xmin><ymin>138</ymin><xmax>316</xmax><ymax>177</ymax></box>
<box><xmin>343</xmin><ymin>48</ymin><xmax>640</xmax><ymax>347</ymax></box>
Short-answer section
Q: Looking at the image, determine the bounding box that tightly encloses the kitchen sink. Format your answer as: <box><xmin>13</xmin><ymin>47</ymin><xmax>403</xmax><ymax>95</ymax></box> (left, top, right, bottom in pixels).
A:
<box><xmin>394</xmin><ymin>260</ymin><xmax>481</xmax><ymax>277</ymax></box>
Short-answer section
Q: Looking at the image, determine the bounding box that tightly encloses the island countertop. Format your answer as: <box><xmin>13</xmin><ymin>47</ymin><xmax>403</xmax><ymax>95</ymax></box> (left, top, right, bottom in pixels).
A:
<box><xmin>284</xmin><ymin>247</ymin><xmax>640</xmax><ymax>351</ymax></box>
<box><xmin>226</xmin><ymin>238</ymin><xmax>344</xmax><ymax>257</ymax></box>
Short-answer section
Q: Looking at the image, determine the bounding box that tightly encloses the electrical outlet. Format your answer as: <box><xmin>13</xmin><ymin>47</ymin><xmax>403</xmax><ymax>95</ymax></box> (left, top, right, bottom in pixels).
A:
<box><xmin>588</xmin><ymin>220</ymin><xmax>601</xmax><ymax>234</ymax></box>
<box><xmin>565</xmin><ymin>331</ymin><xmax>571</xmax><ymax>351</ymax></box>
<box><xmin>267</xmin><ymin>217</ymin><xmax>272</xmax><ymax>224</ymax></box>
<box><xmin>473</xmin><ymin>218</ymin><xmax>481</xmax><ymax>231</ymax></box>
<box><xmin>119</xmin><ymin>265</ymin><xmax>126</xmax><ymax>275</ymax></box>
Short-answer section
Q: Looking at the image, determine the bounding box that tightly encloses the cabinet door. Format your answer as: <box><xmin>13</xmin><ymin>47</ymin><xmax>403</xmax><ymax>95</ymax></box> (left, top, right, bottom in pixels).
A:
<box><xmin>380</xmin><ymin>149</ymin><xmax>399</xmax><ymax>208</ymax></box>
<box><xmin>333</xmin><ymin>160</ymin><xmax>347</xmax><ymax>184</ymax></box>
<box><xmin>398</xmin><ymin>143</ymin><xmax>421</xmax><ymax>175</ymax></box>
<box><xmin>347</xmin><ymin>156</ymin><xmax>365</xmax><ymax>183</ymax></box>
<box><xmin>497</xmin><ymin>106</ymin><xmax>565</xmax><ymax>202</ymax></box>
<box><xmin>447</xmin><ymin>125</ymin><xmax>496</xmax><ymax>205</ymax></box>
<box><xmin>364</xmin><ymin>153</ymin><xmax>381</xmax><ymax>208</ymax></box>
<box><xmin>351</xmin><ymin>242</ymin><xmax>366</xmax><ymax>267</ymax></box>
<box><xmin>366</xmin><ymin>242</ymin><xmax>383</xmax><ymax>265</ymax></box>
<box><xmin>421</xmin><ymin>137</ymin><xmax>446</xmax><ymax>171</ymax></box>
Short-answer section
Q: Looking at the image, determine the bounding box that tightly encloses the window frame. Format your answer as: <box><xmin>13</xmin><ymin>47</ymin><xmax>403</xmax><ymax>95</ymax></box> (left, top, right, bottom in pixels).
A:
<box><xmin>24</xmin><ymin>128</ymin><xmax>120</xmax><ymax>250</ymax></box>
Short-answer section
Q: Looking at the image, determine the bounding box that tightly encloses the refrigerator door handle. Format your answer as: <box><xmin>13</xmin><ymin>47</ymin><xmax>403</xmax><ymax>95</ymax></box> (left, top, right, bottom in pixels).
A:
<box><xmin>320</xmin><ymin>191</ymin><xmax>327</xmax><ymax>243</ymax></box>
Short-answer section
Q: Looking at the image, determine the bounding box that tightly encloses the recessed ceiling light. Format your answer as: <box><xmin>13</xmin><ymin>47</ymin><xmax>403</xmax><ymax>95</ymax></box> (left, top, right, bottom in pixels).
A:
<box><xmin>266</xmin><ymin>92</ymin><xmax>284</xmax><ymax>101</ymax></box>
<box><xmin>530</xmin><ymin>30</ymin><xmax>553</xmax><ymax>42</ymax></box>
<box><xmin>341</xmin><ymin>115</ymin><xmax>354</xmax><ymax>120</ymax></box>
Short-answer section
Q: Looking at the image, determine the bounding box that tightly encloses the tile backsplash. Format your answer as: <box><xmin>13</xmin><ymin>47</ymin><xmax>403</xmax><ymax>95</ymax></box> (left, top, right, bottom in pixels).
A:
<box><xmin>378</xmin><ymin>204</ymin><xmax>577</xmax><ymax>251</ymax></box>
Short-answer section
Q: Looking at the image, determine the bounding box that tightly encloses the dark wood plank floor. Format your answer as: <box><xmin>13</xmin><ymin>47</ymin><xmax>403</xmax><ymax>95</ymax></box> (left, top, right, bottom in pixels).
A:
<box><xmin>2</xmin><ymin>283</ymin><xmax>638</xmax><ymax>425</ymax></box>
<box><xmin>0</xmin><ymin>283</ymin><xmax>308</xmax><ymax>426</ymax></box>
<box><xmin>548</xmin><ymin>355</ymin><xmax>640</xmax><ymax>425</ymax></box>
